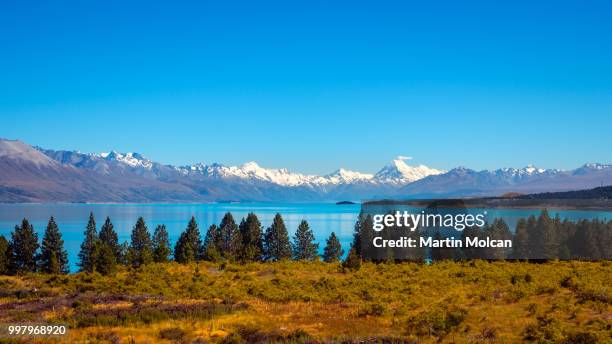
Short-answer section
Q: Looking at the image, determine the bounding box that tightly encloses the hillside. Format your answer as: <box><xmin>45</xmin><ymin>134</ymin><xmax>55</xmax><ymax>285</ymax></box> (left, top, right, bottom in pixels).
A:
<box><xmin>519</xmin><ymin>185</ymin><xmax>612</xmax><ymax>199</ymax></box>
<box><xmin>2</xmin><ymin>138</ymin><xmax>612</xmax><ymax>202</ymax></box>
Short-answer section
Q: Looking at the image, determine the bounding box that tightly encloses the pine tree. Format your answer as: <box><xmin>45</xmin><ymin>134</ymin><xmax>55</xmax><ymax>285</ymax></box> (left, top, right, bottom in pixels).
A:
<box><xmin>152</xmin><ymin>224</ymin><xmax>172</xmax><ymax>263</ymax></box>
<box><xmin>263</xmin><ymin>213</ymin><xmax>292</xmax><ymax>261</ymax></box>
<box><xmin>351</xmin><ymin>214</ymin><xmax>363</xmax><ymax>256</ymax></box>
<box><xmin>219</xmin><ymin>212</ymin><xmax>241</xmax><ymax>260</ymax></box>
<box><xmin>342</xmin><ymin>245</ymin><xmax>361</xmax><ymax>271</ymax></box>
<box><xmin>513</xmin><ymin>218</ymin><xmax>530</xmax><ymax>259</ymax></box>
<box><xmin>0</xmin><ymin>236</ymin><xmax>9</xmax><ymax>275</ymax></box>
<box><xmin>95</xmin><ymin>241</ymin><xmax>116</xmax><ymax>275</ymax></box>
<box><xmin>322</xmin><ymin>232</ymin><xmax>343</xmax><ymax>263</ymax></box>
<box><xmin>536</xmin><ymin>210</ymin><xmax>558</xmax><ymax>260</ymax></box>
<box><xmin>292</xmin><ymin>220</ymin><xmax>319</xmax><ymax>261</ymax></box>
<box><xmin>174</xmin><ymin>216</ymin><xmax>202</xmax><ymax>264</ymax></box>
<box><xmin>201</xmin><ymin>224</ymin><xmax>221</xmax><ymax>262</ymax></box>
<box><xmin>119</xmin><ymin>241</ymin><xmax>130</xmax><ymax>265</ymax></box>
<box><xmin>38</xmin><ymin>217</ymin><xmax>68</xmax><ymax>274</ymax></box>
<box><xmin>431</xmin><ymin>231</ymin><xmax>455</xmax><ymax>261</ymax></box>
<box><xmin>239</xmin><ymin>213</ymin><xmax>264</xmax><ymax>262</ymax></box>
<box><xmin>128</xmin><ymin>217</ymin><xmax>153</xmax><ymax>267</ymax></box>
<box><xmin>99</xmin><ymin>217</ymin><xmax>121</xmax><ymax>262</ymax></box>
<box><xmin>486</xmin><ymin>218</ymin><xmax>512</xmax><ymax>259</ymax></box>
<box><xmin>526</xmin><ymin>214</ymin><xmax>542</xmax><ymax>259</ymax></box>
<box><xmin>78</xmin><ymin>212</ymin><xmax>98</xmax><ymax>273</ymax></box>
<box><xmin>9</xmin><ymin>218</ymin><xmax>39</xmax><ymax>274</ymax></box>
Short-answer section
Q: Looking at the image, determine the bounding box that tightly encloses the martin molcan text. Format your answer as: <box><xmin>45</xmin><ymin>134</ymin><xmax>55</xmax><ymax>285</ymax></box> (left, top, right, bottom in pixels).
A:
<box><xmin>372</xmin><ymin>236</ymin><xmax>513</xmax><ymax>248</ymax></box>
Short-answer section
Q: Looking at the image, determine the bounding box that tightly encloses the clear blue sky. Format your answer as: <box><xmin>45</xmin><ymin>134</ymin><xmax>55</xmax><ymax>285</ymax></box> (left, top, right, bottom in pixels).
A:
<box><xmin>1</xmin><ymin>1</ymin><xmax>611</xmax><ymax>174</ymax></box>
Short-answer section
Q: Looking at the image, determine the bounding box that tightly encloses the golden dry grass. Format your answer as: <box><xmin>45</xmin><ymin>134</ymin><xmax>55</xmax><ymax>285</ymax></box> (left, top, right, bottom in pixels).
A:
<box><xmin>0</xmin><ymin>260</ymin><xmax>610</xmax><ymax>343</ymax></box>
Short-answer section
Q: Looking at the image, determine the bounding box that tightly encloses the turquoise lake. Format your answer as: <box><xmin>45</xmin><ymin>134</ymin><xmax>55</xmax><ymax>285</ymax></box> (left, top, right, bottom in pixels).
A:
<box><xmin>0</xmin><ymin>203</ymin><xmax>610</xmax><ymax>272</ymax></box>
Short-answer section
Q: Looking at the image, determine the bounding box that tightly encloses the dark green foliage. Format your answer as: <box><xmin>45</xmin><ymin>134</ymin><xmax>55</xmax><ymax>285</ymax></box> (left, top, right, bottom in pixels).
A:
<box><xmin>353</xmin><ymin>214</ymin><xmax>374</xmax><ymax>261</ymax></box>
<box><xmin>9</xmin><ymin>218</ymin><xmax>39</xmax><ymax>274</ymax></box>
<box><xmin>129</xmin><ymin>217</ymin><xmax>153</xmax><ymax>267</ymax></box>
<box><xmin>513</xmin><ymin>218</ymin><xmax>530</xmax><ymax>259</ymax></box>
<box><xmin>201</xmin><ymin>224</ymin><xmax>221</xmax><ymax>262</ymax></box>
<box><xmin>118</xmin><ymin>241</ymin><xmax>130</xmax><ymax>266</ymax></box>
<box><xmin>99</xmin><ymin>217</ymin><xmax>121</xmax><ymax>262</ymax></box>
<box><xmin>263</xmin><ymin>213</ymin><xmax>292</xmax><ymax>261</ymax></box>
<box><xmin>486</xmin><ymin>218</ymin><xmax>512</xmax><ymax>259</ymax></box>
<box><xmin>407</xmin><ymin>304</ymin><xmax>468</xmax><ymax>338</ymax></box>
<box><xmin>95</xmin><ymin>242</ymin><xmax>117</xmax><ymax>275</ymax></box>
<box><xmin>431</xmin><ymin>231</ymin><xmax>456</xmax><ymax>261</ymax></box>
<box><xmin>174</xmin><ymin>217</ymin><xmax>202</xmax><ymax>264</ymax></box>
<box><xmin>322</xmin><ymin>232</ymin><xmax>343</xmax><ymax>263</ymax></box>
<box><xmin>239</xmin><ymin>213</ymin><xmax>264</xmax><ymax>262</ymax></box>
<box><xmin>460</xmin><ymin>226</ymin><xmax>484</xmax><ymax>260</ymax></box>
<box><xmin>342</xmin><ymin>245</ymin><xmax>361</xmax><ymax>271</ymax></box>
<box><xmin>152</xmin><ymin>225</ymin><xmax>172</xmax><ymax>263</ymax></box>
<box><xmin>38</xmin><ymin>217</ymin><xmax>69</xmax><ymax>274</ymax></box>
<box><xmin>0</xmin><ymin>235</ymin><xmax>9</xmax><ymax>274</ymax></box>
<box><xmin>292</xmin><ymin>220</ymin><xmax>319</xmax><ymax>261</ymax></box>
<box><xmin>219</xmin><ymin>212</ymin><xmax>241</xmax><ymax>260</ymax></box>
<box><xmin>78</xmin><ymin>212</ymin><xmax>98</xmax><ymax>273</ymax></box>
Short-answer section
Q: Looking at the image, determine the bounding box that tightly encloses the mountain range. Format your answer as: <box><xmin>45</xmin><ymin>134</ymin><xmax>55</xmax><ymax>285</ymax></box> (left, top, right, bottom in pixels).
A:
<box><xmin>1</xmin><ymin>138</ymin><xmax>611</xmax><ymax>203</ymax></box>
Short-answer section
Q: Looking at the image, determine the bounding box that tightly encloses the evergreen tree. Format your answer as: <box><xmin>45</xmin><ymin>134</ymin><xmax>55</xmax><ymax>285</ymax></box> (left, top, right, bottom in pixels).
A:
<box><xmin>486</xmin><ymin>218</ymin><xmax>512</xmax><ymax>259</ymax></box>
<box><xmin>9</xmin><ymin>218</ymin><xmax>39</xmax><ymax>274</ymax></box>
<box><xmin>342</xmin><ymin>245</ymin><xmax>361</xmax><ymax>271</ymax></box>
<box><xmin>219</xmin><ymin>212</ymin><xmax>241</xmax><ymax>260</ymax></box>
<box><xmin>95</xmin><ymin>241</ymin><xmax>116</xmax><ymax>275</ymax></box>
<box><xmin>152</xmin><ymin>224</ymin><xmax>172</xmax><ymax>263</ymax></box>
<box><xmin>431</xmin><ymin>231</ymin><xmax>455</xmax><ymax>261</ymax></box>
<box><xmin>239</xmin><ymin>213</ymin><xmax>264</xmax><ymax>262</ymax></box>
<box><xmin>78</xmin><ymin>212</ymin><xmax>98</xmax><ymax>273</ymax></box>
<box><xmin>572</xmin><ymin>219</ymin><xmax>601</xmax><ymax>260</ymax></box>
<box><xmin>0</xmin><ymin>236</ymin><xmax>9</xmax><ymax>275</ymax></box>
<box><xmin>513</xmin><ymin>218</ymin><xmax>530</xmax><ymax>259</ymax></box>
<box><xmin>174</xmin><ymin>216</ymin><xmax>202</xmax><ymax>264</ymax></box>
<box><xmin>201</xmin><ymin>224</ymin><xmax>221</xmax><ymax>262</ymax></box>
<box><xmin>351</xmin><ymin>214</ymin><xmax>362</xmax><ymax>256</ymax></box>
<box><xmin>128</xmin><ymin>217</ymin><xmax>153</xmax><ymax>267</ymax></box>
<box><xmin>99</xmin><ymin>217</ymin><xmax>121</xmax><ymax>262</ymax></box>
<box><xmin>263</xmin><ymin>213</ymin><xmax>292</xmax><ymax>261</ymax></box>
<box><xmin>291</xmin><ymin>220</ymin><xmax>319</xmax><ymax>261</ymax></box>
<box><xmin>322</xmin><ymin>232</ymin><xmax>343</xmax><ymax>263</ymax></box>
<box><xmin>538</xmin><ymin>210</ymin><xmax>559</xmax><ymax>260</ymax></box>
<box><xmin>460</xmin><ymin>226</ymin><xmax>484</xmax><ymax>260</ymax></box>
<box><xmin>526</xmin><ymin>214</ymin><xmax>542</xmax><ymax>259</ymax></box>
<box><xmin>38</xmin><ymin>217</ymin><xmax>69</xmax><ymax>274</ymax></box>
<box><xmin>118</xmin><ymin>241</ymin><xmax>130</xmax><ymax>266</ymax></box>
<box><xmin>360</xmin><ymin>215</ymin><xmax>375</xmax><ymax>261</ymax></box>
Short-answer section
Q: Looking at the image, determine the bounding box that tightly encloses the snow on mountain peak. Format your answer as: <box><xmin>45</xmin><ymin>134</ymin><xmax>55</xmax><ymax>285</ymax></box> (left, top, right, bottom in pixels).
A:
<box><xmin>98</xmin><ymin>150</ymin><xmax>153</xmax><ymax>169</ymax></box>
<box><xmin>374</xmin><ymin>158</ymin><xmax>444</xmax><ymax>184</ymax></box>
<box><xmin>325</xmin><ymin>168</ymin><xmax>374</xmax><ymax>184</ymax></box>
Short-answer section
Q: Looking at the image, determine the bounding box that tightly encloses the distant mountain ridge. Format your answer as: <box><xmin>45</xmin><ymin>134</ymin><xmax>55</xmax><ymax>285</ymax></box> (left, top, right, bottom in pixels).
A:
<box><xmin>1</xmin><ymin>138</ymin><xmax>611</xmax><ymax>203</ymax></box>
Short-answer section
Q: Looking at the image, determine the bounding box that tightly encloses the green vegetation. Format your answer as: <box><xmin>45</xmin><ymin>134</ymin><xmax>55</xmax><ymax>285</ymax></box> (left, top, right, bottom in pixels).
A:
<box><xmin>37</xmin><ymin>217</ymin><xmax>69</xmax><ymax>274</ymax></box>
<box><xmin>0</xmin><ymin>260</ymin><xmax>609</xmax><ymax>343</ymax></box>
<box><xmin>291</xmin><ymin>220</ymin><xmax>318</xmax><ymax>261</ymax></box>
<box><xmin>322</xmin><ymin>232</ymin><xmax>343</xmax><ymax>263</ymax></box>
<box><xmin>0</xmin><ymin>209</ymin><xmax>610</xmax><ymax>342</ymax></box>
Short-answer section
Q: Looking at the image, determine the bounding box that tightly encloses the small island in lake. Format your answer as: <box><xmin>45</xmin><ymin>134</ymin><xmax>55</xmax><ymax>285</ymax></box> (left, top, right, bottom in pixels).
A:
<box><xmin>336</xmin><ymin>200</ymin><xmax>356</xmax><ymax>205</ymax></box>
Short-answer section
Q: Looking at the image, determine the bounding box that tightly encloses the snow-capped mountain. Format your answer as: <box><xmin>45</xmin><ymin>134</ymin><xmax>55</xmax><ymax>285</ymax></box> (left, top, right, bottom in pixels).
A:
<box><xmin>176</xmin><ymin>157</ymin><xmax>439</xmax><ymax>187</ymax></box>
<box><xmin>1</xmin><ymin>138</ymin><xmax>611</xmax><ymax>202</ymax></box>
<box><xmin>400</xmin><ymin>163</ymin><xmax>610</xmax><ymax>197</ymax></box>
<box><xmin>374</xmin><ymin>158</ymin><xmax>444</xmax><ymax>184</ymax></box>
<box><xmin>99</xmin><ymin>151</ymin><xmax>153</xmax><ymax>169</ymax></box>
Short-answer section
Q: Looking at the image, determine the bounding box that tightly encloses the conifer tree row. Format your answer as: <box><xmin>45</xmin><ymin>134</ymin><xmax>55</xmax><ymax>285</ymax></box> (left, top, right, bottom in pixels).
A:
<box><xmin>3</xmin><ymin>208</ymin><xmax>606</xmax><ymax>277</ymax></box>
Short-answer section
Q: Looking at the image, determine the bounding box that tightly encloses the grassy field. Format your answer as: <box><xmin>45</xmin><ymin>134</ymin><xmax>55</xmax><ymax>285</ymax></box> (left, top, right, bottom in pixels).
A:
<box><xmin>0</xmin><ymin>260</ymin><xmax>610</xmax><ymax>343</ymax></box>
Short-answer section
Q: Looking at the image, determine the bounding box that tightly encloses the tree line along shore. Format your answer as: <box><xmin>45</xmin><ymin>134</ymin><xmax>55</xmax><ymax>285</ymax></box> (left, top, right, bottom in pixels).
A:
<box><xmin>0</xmin><ymin>209</ymin><xmax>610</xmax><ymax>276</ymax></box>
